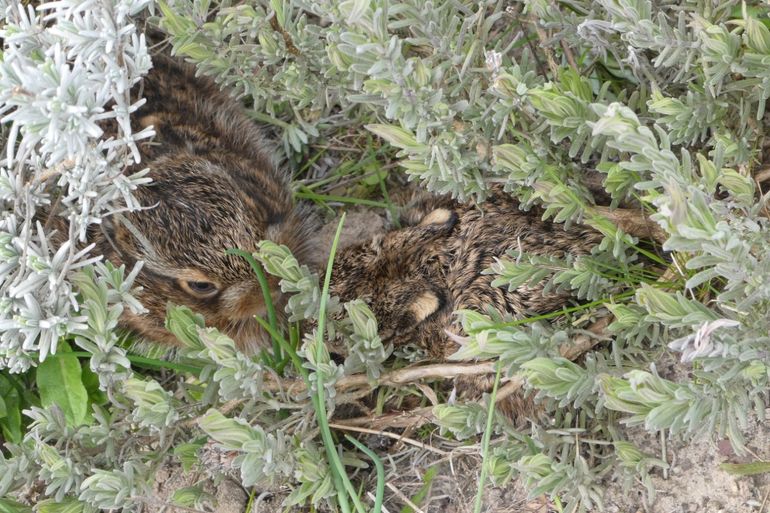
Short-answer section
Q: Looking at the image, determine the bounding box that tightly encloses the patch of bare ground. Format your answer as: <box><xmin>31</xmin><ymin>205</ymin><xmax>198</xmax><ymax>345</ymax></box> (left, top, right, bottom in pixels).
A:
<box><xmin>356</xmin><ymin>412</ymin><xmax>769</xmax><ymax>513</ymax></box>
<box><xmin>601</xmin><ymin>414</ymin><xmax>770</xmax><ymax>513</ymax></box>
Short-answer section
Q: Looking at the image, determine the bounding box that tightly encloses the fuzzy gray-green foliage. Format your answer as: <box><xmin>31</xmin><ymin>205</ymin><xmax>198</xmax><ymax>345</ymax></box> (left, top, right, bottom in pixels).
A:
<box><xmin>3</xmin><ymin>0</ymin><xmax>770</xmax><ymax>512</ymax></box>
<box><xmin>0</xmin><ymin>0</ymin><xmax>153</xmax><ymax>372</ymax></box>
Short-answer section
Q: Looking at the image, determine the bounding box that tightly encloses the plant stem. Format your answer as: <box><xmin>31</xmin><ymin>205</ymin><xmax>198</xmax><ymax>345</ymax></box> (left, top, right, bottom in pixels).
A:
<box><xmin>473</xmin><ymin>360</ymin><xmax>503</xmax><ymax>513</ymax></box>
<box><xmin>313</xmin><ymin>213</ymin><xmax>367</xmax><ymax>513</ymax></box>
<box><xmin>346</xmin><ymin>434</ymin><xmax>385</xmax><ymax>513</ymax></box>
<box><xmin>227</xmin><ymin>248</ymin><xmax>282</xmax><ymax>362</ymax></box>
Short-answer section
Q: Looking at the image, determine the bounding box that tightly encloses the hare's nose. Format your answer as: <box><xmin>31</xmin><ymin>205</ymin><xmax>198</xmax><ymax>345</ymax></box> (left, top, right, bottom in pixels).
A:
<box><xmin>219</xmin><ymin>283</ymin><xmax>266</xmax><ymax>319</ymax></box>
<box><xmin>237</xmin><ymin>283</ymin><xmax>284</xmax><ymax>319</ymax></box>
<box><xmin>234</xmin><ymin>292</ymin><xmax>263</xmax><ymax>319</ymax></box>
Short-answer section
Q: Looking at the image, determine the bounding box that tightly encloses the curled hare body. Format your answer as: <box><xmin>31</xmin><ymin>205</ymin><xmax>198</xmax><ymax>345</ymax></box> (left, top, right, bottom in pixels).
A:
<box><xmin>331</xmin><ymin>186</ymin><xmax>603</xmax><ymax>360</ymax></box>
<box><xmin>57</xmin><ymin>54</ymin><xmax>318</xmax><ymax>350</ymax></box>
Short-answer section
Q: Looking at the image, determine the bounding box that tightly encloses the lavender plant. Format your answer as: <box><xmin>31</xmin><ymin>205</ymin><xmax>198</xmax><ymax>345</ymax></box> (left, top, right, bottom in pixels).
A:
<box><xmin>0</xmin><ymin>0</ymin><xmax>153</xmax><ymax>372</ymax></box>
<box><xmin>3</xmin><ymin>0</ymin><xmax>770</xmax><ymax>511</ymax></box>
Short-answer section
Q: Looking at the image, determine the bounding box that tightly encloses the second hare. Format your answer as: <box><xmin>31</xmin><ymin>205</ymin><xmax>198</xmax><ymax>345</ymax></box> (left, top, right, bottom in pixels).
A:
<box><xmin>330</xmin><ymin>186</ymin><xmax>603</xmax><ymax>360</ymax></box>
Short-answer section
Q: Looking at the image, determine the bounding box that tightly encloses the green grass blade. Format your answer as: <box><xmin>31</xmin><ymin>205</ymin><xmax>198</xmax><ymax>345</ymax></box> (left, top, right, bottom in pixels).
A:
<box><xmin>296</xmin><ymin>190</ymin><xmax>391</xmax><ymax>209</ymax></box>
<box><xmin>473</xmin><ymin>360</ymin><xmax>503</xmax><ymax>513</ymax></box>
<box><xmin>70</xmin><ymin>351</ymin><xmax>203</xmax><ymax>375</ymax></box>
<box><xmin>487</xmin><ymin>289</ymin><xmax>637</xmax><ymax>330</ymax></box>
<box><xmin>226</xmin><ymin>248</ymin><xmax>282</xmax><ymax>362</ymax></box>
<box><xmin>719</xmin><ymin>461</ymin><xmax>770</xmax><ymax>476</ymax></box>
<box><xmin>252</xmin><ymin>316</ymin><xmax>308</xmax><ymax>382</ymax></box>
<box><xmin>346</xmin><ymin>434</ymin><xmax>385</xmax><ymax>513</ymax></box>
<box><xmin>313</xmin><ymin>212</ymin><xmax>367</xmax><ymax>513</ymax></box>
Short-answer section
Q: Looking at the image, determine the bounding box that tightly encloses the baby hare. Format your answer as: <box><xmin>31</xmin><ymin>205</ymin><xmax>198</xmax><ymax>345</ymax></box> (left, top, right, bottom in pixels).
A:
<box><xmin>330</xmin><ymin>186</ymin><xmax>603</xmax><ymax>360</ymax></box>
<box><xmin>65</xmin><ymin>54</ymin><xmax>318</xmax><ymax>350</ymax></box>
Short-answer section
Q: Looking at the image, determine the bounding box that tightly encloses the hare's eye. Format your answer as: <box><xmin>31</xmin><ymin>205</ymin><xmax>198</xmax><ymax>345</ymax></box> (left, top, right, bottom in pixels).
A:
<box><xmin>189</xmin><ymin>281</ymin><xmax>216</xmax><ymax>293</ymax></box>
<box><xmin>180</xmin><ymin>280</ymin><xmax>220</xmax><ymax>298</ymax></box>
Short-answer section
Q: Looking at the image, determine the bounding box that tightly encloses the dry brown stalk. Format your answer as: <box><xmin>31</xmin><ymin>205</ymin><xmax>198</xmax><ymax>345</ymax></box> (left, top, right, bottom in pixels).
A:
<box><xmin>272</xmin><ymin>317</ymin><xmax>611</xmax><ymax>400</ymax></box>
<box><xmin>592</xmin><ymin>206</ymin><xmax>668</xmax><ymax>244</ymax></box>
<box><xmin>333</xmin><ymin>316</ymin><xmax>613</xmax><ymax>431</ymax></box>
<box><xmin>529</xmin><ymin>17</ymin><xmax>559</xmax><ymax>78</ymax></box>
<box><xmin>560</xmin><ymin>39</ymin><xmax>578</xmax><ymax>71</ymax></box>
<box><xmin>754</xmin><ymin>166</ymin><xmax>770</xmax><ymax>184</ymax></box>
<box><xmin>269</xmin><ymin>15</ymin><xmax>300</xmax><ymax>56</ymax></box>
<box><xmin>333</xmin><ymin>406</ymin><xmax>435</xmax><ymax>430</ymax></box>
<box><xmin>340</xmin><ymin>362</ymin><xmax>498</xmax><ymax>389</ymax></box>
<box><xmin>327</xmin><ymin>422</ymin><xmax>447</xmax><ymax>455</ymax></box>
<box><xmin>187</xmin><ymin>318</ymin><xmax>612</xmax><ymax>430</ymax></box>
<box><xmin>559</xmin><ymin>316</ymin><xmax>612</xmax><ymax>359</ymax></box>
<box><xmin>270</xmin><ymin>361</ymin><xmax>500</xmax><ymax>397</ymax></box>
<box><xmin>183</xmin><ymin>362</ymin><xmax>503</xmax><ymax>428</ymax></box>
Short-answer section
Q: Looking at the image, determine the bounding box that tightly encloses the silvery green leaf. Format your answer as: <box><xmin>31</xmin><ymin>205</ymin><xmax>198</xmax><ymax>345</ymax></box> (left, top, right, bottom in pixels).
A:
<box><xmin>124</xmin><ymin>377</ymin><xmax>179</xmax><ymax>429</ymax></box>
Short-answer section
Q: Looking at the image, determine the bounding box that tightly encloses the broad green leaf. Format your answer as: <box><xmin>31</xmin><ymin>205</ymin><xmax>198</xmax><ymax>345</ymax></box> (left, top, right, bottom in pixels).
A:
<box><xmin>172</xmin><ymin>486</ymin><xmax>212</xmax><ymax>508</ymax></box>
<box><xmin>165</xmin><ymin>305</ymin><xmax>205</xmax><ymax>349</ymax></box>
<box><xmin>0</xmin><ymin>375</ymin><xmax>22</xmax><ymax>443</ymax></box>
<box><xmin>365</xmin><ymin>124</ymin><xmax>420</xmax><ymax>149</ymax></box>
<box><xmin>37</xmin><ymin>498</ymin><xmax>96</xmax><ymax>513</ymax></box>
<box><xmin>158</xmin><ymin>0</ymin><xmax>196</xmax><ymax>36</ymax></box>
<box><xmin>81</xmin><ymin>365</ymin><xmax>107</xmax><ymax>408</ymax></box>
<box><xmin>743</xmin><ymin>9</ymin><xmax>770</xmax><ymax>54</ymax></box>
<box><xmin>36</xmin><ymin>341</ymin><xmax>89</xmax><ymax>427</ymax></box>
<box><xmin>0</xmin><ymin>498</ymin><xmax>31</xmax><ymax>513</ymax></box>
<box><xmin>198</xmin><ymin>409</ymin><xmax>257</xmax><ymax>449</ymax></box>
<box><xmin>174</xmin><ymin>438</ymin><xmax>206</xmax><ymax>472</ymax></box>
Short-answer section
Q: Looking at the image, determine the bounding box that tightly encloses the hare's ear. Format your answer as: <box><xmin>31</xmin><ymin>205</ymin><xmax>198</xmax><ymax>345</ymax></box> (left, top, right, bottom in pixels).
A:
<box><xmin>137</xmin><ymin>114</ymin><xmax>187</xmax><ymax>153</ymax></box>
<box><xmin>400</xmin><ymin>191</ymin><xmax>456</xmax><ymax>226</ymax></box>
<box><xmin>418</xmin><ymin>208</ymin><xmax>456</xmax><ymax>228</ymax></box>
<box><xmin>414</xmin><ymin>208</ymin><xmax>458</xmax><ymax>240</ymax></box>
<box><xmin>138</xmin><ymin>114</ymin><xmax>172</xmax><ymax>141</ymax></box>
<box><xmin>379</xmin><ymin>209</ymin><xmax>457</xmax><ymax>265</ymax></box>
<box><xmin>384</xmin><ymin>289</ymin><xmax>444</xmax><ymax>340</ymax></box>
<box><xmin>408</xmin><ymin>290</ymin><xmax>442</xmax><ymax>324</ymax></box>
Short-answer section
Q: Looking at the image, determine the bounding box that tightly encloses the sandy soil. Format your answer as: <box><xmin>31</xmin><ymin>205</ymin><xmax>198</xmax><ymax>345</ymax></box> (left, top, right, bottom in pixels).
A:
<box><xmin>601</xmin><ymin>417</ymin><xmax>770</xmax><ymax>513</ymax></box>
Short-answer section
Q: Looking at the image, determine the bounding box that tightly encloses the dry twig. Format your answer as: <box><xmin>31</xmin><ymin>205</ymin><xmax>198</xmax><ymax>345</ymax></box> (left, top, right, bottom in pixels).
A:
<box><xmin>754</xmin><ymin>166</ymin><xmax>770</xmax><ymax>184</ymax></box>
<box><xmin>334</xmin><ymin>316</ymin><xmax>613</xmax><ymax>430</ymax></box>
<box><xmin>187</xmin><ymin>319</ymin><xmax>612</xmax><ymax>431</ymax></box>
<box><xmin>328</xmin><ymin>423</ymin><xmax>447</xmax><ymax>455</ymax></box>
<box><xmin>593</xmin><ymin>206</ymin><xmax>668</xmax><ymax>244</ymax></box>
<box><xmin>269</xmin><ymin>15</ymin><xmax>300</xmax><ymax>56</ymax></box>
<box><xmin>560</xmin><ymin>39</ymin><xmax>578</xmax><ymax>71</ymax></box>
<box><xmin>271</xmin><ymin>361</ymin><xmax>499</xmax><ymax>396</ymax></box>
